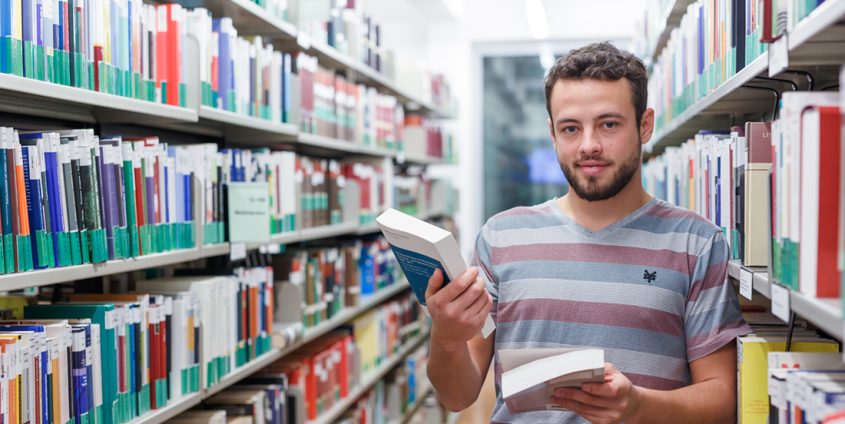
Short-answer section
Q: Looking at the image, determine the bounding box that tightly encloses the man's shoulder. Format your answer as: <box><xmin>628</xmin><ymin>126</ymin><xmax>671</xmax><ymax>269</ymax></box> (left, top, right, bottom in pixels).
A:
<box><xmin>483</xmin><ymin>200</ymin><xmax>559</xmax><ymax>232</ymax></box>
<box><xmin>643</xmin><ymin>199</ymin><xmax>722</xmax><ymax>240</ymax></box>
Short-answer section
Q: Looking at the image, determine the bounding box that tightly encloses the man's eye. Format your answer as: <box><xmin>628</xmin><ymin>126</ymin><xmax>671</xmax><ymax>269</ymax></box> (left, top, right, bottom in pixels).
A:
<box><xmin>602</xmin><ymin>122</ymin><xmax>619</xmax><ymax>129</ymax></box>
<box><xmin>562</xmin><ymin>126</ymin><xmax>578</xmax><ymax>134</ymax></box>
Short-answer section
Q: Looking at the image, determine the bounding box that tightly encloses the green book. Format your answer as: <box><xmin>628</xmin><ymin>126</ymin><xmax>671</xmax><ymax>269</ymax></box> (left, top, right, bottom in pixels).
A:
<box><xmin>25</xmin><ymin>304</ymin><xmax>120</xmax><ymax>424</ymax></box>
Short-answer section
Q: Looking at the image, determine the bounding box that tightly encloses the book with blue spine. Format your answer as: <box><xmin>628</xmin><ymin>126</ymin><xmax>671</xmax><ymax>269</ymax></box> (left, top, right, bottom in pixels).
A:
<box><xmin>70</xmin><ymin>325</ymin><xmax>90</xmax><ymax>424</ymax></box>
<box><xmin>21</xmin><ymin>143</ymin><xmax>50</xmax><ymax>269</ymax></box>
<box><xmin>376</xmin><ymin>208</ymin><xmax>495</xmax><ymax>338</ymax></box>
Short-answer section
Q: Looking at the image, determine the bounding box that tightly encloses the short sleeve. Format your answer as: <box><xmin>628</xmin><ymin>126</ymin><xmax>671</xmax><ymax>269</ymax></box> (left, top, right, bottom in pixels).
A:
<box><xmin>470</xmin><ymin>223</ymin><xmax>498</xmax><ymax>305</ymax></box>
<box><xmin>684</xmin><ymin>231</ymin><xmax>752</xmax><ymax>362</ymax></box>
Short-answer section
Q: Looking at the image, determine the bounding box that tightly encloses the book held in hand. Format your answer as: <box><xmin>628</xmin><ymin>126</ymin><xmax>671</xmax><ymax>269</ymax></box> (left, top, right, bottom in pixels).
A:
<box><xmin>500</xmin><ymin>347</ymin><xmax>605</xmax><ymax>413</ymax></box>
<box><xmin>376</xmin><ymin>208</ymin><xmax>495</xmax><ymax>338</ymax></box>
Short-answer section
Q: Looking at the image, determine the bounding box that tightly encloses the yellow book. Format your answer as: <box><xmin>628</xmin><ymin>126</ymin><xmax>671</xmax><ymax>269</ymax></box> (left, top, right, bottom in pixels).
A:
<box><xmin>0</xmin><ymin>297</ymin><xmax>35</xmax><ymax>320</ymax></box>
<box><xmin>737</xmin><ymin>335</ymin><xmax>839</xmax><ymax>424</ymax></box>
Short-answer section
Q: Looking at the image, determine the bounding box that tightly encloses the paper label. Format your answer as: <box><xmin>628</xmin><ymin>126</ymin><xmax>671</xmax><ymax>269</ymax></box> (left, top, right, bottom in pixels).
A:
<box><xmin>228</xmin><ymin>182</ymin><xmax>271</xmax><ymax>243</ymax></box>
<box><xmin>739</xmin><ymin>267</ymin><xmax>753</xmax><ymax>300</ymax></box>
<box><xmin>771</xmin><ymin>283</ymin><xmax>791</xmax><ymax>322</ymax></box>
<box><xmin>165</xmin><ymin>297</ymin><xmax>173</xmax><ymax>315</ymax></box>
<box><xmin>104</xmin><ymin>310</ymin><xmax>117</xmax><ymax>329</ymax></box>
<box><xmin>769</xmin><ymin>35</ymin><xmax>789</xmax><ymax>77</ymax></box>
<box><xmin>297</xmin><ymin>32</ymin><xmax>311</xmax><ymax>50</ymax></box>
<box><xmin>230</xmin><ymin>242</ymin><xmax>246</xmax><ymax>261</ymax></box>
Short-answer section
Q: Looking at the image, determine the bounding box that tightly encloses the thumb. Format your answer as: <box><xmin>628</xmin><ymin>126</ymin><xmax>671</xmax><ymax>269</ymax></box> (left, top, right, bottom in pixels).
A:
<box><xmin>425</xmin><ymin>268</ymin><xmax>445</xmax><ymax>302</ymax></box>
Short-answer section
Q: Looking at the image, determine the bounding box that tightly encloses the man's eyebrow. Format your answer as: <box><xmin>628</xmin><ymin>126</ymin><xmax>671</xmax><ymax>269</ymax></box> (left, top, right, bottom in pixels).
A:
<box><xmin>554</xmin><ymin>113</ymin><xmax>626</xmax><ymax>126</ymax></box>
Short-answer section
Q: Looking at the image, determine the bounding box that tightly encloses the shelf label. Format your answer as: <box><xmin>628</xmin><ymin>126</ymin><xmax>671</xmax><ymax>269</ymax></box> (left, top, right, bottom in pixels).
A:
<box><xmin>739</xmin><ymin>267</ymin><xmax>754</xmax><ymax>300</ymax></box>
<box><xmin>769</xmin><ymin>35</ymin><xmax>789</xmax><ymax>77</ymax></box>
<box><xmin>230</xmin><ymin>242</ymin><xmax>247</xmax><ymax>261</ymax></box>
<box><xmin>771</xmin><ymin>282</ymin><xmax>791</xmax><ymax>323</ymax></box>
<box><xmin>228</xmin><ymin>182</ymin><xmax>270</xmax><ymax>243</ymax></box>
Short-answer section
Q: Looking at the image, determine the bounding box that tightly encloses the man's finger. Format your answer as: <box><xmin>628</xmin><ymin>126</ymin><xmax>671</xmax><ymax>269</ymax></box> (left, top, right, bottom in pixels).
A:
<box><xmin>548</xmin><ymin>397</ymin><xmax>609</xmax><ymax>420</ymax></box>
<box><xmin>424</xmin><ymin>268</ymin><xmax>445</xmax><ymax>301</ymax></box>
<box><xmin>436</xmin><ymin>267</ymin><xmax>479</xmax><ymax>303</ymax></box>
<box><xmin>553</xmin><ymin>388</ymin><xmax>615</xmax><ymax>408</ymax></box>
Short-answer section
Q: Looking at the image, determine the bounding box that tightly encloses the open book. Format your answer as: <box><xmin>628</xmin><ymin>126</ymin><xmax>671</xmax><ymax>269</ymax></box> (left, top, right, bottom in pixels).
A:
<box><xmin>500</xmin><ymin>347</ymin><xmax>605</xmax><ymax>413</ymax></box>
<box><xmin>376</xmin><ymin>208</ymin><xmax>496</xmax><ymax>338</ymax></box>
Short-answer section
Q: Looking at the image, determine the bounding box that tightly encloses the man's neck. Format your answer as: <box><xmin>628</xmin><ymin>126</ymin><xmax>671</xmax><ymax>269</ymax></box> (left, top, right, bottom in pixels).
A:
<box><xmin>557</xmin><ymin>180</ymin><xmax>652</xmax><ymax>233</ymax></box>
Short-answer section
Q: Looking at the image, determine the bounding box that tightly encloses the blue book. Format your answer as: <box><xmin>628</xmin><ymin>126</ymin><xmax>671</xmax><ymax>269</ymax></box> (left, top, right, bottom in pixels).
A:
<box><xmin>0</xmin><ymin>0</ymin><xmax>10</xmax><ymax>73</ymax></box>
<box><xmin>81</xmin><ymin>323</ymin><xmax>95</xmax><ymax>422</ymax></box>
<box><xmin>71</xmin><ymin>325</ymin><xmax>90</xmax><ymax>424</ymax></box>
<box><xmin>213</xmin><ymin>18</ymin><xmax>231</xmax><ymax>111</ymax></box>
<box><xmin>42</xmin><ymin>136</ymin><xmax>65</xmax><ymax>266</ymax></box>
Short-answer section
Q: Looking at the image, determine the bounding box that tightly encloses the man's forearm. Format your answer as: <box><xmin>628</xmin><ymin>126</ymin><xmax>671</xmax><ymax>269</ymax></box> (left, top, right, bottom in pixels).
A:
<box><xmin>630</xmin><ymin>378</ymin><xmax>735</xmax><ymax>424</ymax></box>
<box><xmin>427</xmin><ymin>336</ymin><xmax>486</xmax><ymax>411</ymax></box>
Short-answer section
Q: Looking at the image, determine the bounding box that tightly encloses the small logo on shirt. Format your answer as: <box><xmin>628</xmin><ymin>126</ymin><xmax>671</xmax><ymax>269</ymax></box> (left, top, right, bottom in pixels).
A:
<box><xmin>643</xmin><ymin>270</ymin><xmax>657</xmax><ymax>283</ymax></box>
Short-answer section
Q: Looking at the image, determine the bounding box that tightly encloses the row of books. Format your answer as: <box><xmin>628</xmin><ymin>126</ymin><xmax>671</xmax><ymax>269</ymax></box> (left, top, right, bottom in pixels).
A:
<box><xmin>647</xmin><ymin>0</ymin><xmax>774</xmax><ymax>134</ymax></box>
<box><xmin>393</xmin><ymin>176</ymin><xmax>459</xmax><ymax>219</ymax></box>
<box><xmin>340</xmin><ymin>343</ymin><xmax>430</xmax><ymax>424</ymax></box>
<box><xmin>294</xmin><ymin>0</ymin><xmax>389</xmax><ymax>75</ymax></box>
<box><xmin>630</xmin><ymin>0</ymin><xmax>677</xmax><ymax>61</ymax></box>
<box><xmin>273</xmin><ymin>235</ymin><xmax>404</xmax><ymax>332</ymax></box>
<box><xmin>298</xmin><ymin>51</ymin><xmax>405</xmax><ymax>151</ymax></box>
<box><xmin>171</xmin><ymin>377</ymin><xmax>294</xmax><ymax>424</ymax></box>
<box><xmin>765</xmin><ymin>0</ymin><xmax>829</xmax><ymax>40</ymax></box>
<box><xmin>403</xmin><ymin>115</ymin><xmax>454</xmax><ymax>161</ymax></box>
<box><xmin>0</xmin><ymin>265</ymin><xmax>274</xmax><ymax>424</ymax></box>
<box><xmin>0</xmin><ymin>0</ymin><xmax>186</xmax><ymax>105</ymax></box>
<box><xmin>190</xmin><ymin>13</ymin><xmax>295</xmax><ymax>124</ymax></box>
<box><xmin>736</xmin><ymin>297</ymin><xmax>841</xmax><ymax>423</ymax></box>
<box><xmin>642</xmin><ymin>90</ymin><xmax>843</xmax><ymax>301</ymax></box>
<box><xmin>257</xmin><ymin>294</ymin><xmax>425</xmax><ymax>422</ymax></box>
<box><xmin>0</xmin><ymin>128</ymin><xmax>199</xmax><ymax>276</ymax></box>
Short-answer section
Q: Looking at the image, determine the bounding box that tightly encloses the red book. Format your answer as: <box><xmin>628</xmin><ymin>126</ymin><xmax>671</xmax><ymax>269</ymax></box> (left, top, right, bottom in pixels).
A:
<box><xmin>799</xmin><ymin>106</ymin><xmax>842</xmax><ymax>298</ymax></box>
<box><xmin>149</xmin><ymin>310</ymin><xmax>160</xmax><ymax>409</ymax></box>
<box><xmin>166</xmin><ymin>4</ymin><xmax>181</xmax><ymax>106</ymax></box>
<box><xmin>156</xmin><ymin>6</ymin><xmax>169</xmax><ymax>103</ymax></box>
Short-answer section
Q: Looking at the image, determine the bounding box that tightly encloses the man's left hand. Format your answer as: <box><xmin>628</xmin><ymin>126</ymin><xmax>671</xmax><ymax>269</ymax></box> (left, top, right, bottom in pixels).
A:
<box><xmin>550</xmin><ymin>363</ymin><xmax>641</xmax><ymax>424</ymax></box>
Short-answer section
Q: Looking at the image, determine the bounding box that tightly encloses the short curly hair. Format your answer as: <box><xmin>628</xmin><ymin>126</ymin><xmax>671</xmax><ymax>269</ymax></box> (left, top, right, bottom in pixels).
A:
<box><xmin>544</xmin><ymin>41</ymin><xmax>648</xmax><ymax>127</ymax></box>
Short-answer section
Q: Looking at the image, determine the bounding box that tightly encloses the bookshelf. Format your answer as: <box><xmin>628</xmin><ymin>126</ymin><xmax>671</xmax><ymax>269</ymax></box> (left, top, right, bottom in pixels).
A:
<box><xmin>0</xmin><ymin>0</ymin><xmax>454</xmax><ymax>421</ymax></box>
<box><xmin>727</xmin><ymin>261</ymin><xmax>843</xmax><ymax>340</ymax></box>
<box><xmin>200</xmin><ymin>0</ymin><xmax>298</xmax><ymax>40</ymax></box>
<box><xmin>0</xmin><ymin>73</ymin><xmax>198</xmax><ymax>125</ymax></box>
<box><xmin>309</xmin><ymin>330</ymin><xmax>430</xmax><ymax>424</ymax></box>
<box><xmin>389</xmin><ymin>382</ymin><xmax>434</xmax><ymax>424</ymax></box>
<box><xmin>644</xmin><ymin>0</ymin><xmax>695</xmax><ymax>66</ymax></box>
<box><xmin>125</xmin><ymin>282</ymin><xmax>414</xmax><ymax>424</ymax></box>
<box><xmin>275</xmin><ymin>282</ymin><xmax>410</xmax><ymax>357</ymax></box>
<box><xmin>644</xmin><ymin>0</ymin><xmax>845</xmax><ymax>157</ymax></box>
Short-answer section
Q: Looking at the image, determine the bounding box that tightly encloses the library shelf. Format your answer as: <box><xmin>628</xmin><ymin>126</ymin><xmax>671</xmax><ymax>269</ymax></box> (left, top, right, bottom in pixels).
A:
<box><xmin>0</xmin><ymin>73</ymin><xmax>197</xmax><ymax>125</ymax></box>
<box><xmin>206</xmin><ymin>350</ymin><xmax>286</xmax><ymax>397</ymax></box>
<box><xmin>645</xmin><ymin>0</ymin><xmax>696</xmax><ymax>66</ymax></box>
<box><xmin>727</xmin><ymin>261</ymin><xmax>843</xmax><ymax>340</ymax></box>
<box><xmin>389</xmin><ymin>382</ymin><xmax>434</xmax><ymax>424</ymax></box>
<box><xmin>297</xmin><ymin>132</ymin><xmax>396</xmax><ymax>158</ymax></box>
<box><xmin>0</xmin><ymin>248</ymin><xmax>204</xmax><ymax>292</ymax></box>
<box><xmin>277</xmin><ymin>282</ymin><xmax>410</xmax><ymax>357</ymax></box>
<box><xmin>645</xmin><ymin>54</ymin><xmax>769</xmax><ymax>156</ymax></box>
<box><xmin>129</xmin><ymin>392</ymin><xmax>205</xmax><ymax>424</ymax></box>
<box><xmin>309</xmin><ymin>331</ymin><xmax>430</xmax><ymax>424</ymax></box>
<box><xmin>646</xmin><ymin>0</ymin><xmax>845</xmax><ymax>157</ymax></box>
<box><xmin>202</xmin><ymin>0</ymin><xmax>298</xmax><ymax>40</ymax></box>
<box><xmin>197</xmin><ymin>106</ymin><xmax>299</xmax><ymax>142</ymax></box>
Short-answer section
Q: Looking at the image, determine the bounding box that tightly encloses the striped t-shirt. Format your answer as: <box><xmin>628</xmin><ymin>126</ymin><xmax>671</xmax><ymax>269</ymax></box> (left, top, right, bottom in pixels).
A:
<box><xmin>472</xmin><ymin>197</ymin><xmax>751</xmax><ymax>423</ymax></box>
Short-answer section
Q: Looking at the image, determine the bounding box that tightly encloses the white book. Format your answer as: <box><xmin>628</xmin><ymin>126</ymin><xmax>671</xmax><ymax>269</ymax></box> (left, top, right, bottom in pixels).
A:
<box><xmin>499</xmin><ymin>347</ymin><xmax>605</xmax><ymax>414</ymax></box>
<box><xmin>376</xmin><ymin>208</ymin><xmax>495</xmax><ymax>338</ymax></box>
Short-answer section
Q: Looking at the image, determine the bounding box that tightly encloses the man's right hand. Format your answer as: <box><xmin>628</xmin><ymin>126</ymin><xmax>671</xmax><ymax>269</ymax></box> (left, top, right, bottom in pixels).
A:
<box><xmin>425</xmin><ymin>267</ymin><xmax>493</xmax><ymax>352</ymax></box>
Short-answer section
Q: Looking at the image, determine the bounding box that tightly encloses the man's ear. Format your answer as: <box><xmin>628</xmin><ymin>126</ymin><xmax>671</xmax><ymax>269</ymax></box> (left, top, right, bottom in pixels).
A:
<box><xmin>640</xmin><ymin>108</ymin><xmax>655</xmax><ymax>145</ymax></box>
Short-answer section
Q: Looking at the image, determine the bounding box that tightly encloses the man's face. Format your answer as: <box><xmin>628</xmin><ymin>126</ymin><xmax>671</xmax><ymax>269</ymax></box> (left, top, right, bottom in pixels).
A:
<box><xmin>548</xmin><ymin>78</ymin><xmax>650</xmax><ymax>202</ymax></box>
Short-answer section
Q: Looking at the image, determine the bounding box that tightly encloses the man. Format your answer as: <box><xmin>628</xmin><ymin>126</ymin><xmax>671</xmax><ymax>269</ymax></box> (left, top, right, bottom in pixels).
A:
<box><xmin>425</xmin><ymin>42</ymin><xmax>751</xmax><ymax>423</ymax></box>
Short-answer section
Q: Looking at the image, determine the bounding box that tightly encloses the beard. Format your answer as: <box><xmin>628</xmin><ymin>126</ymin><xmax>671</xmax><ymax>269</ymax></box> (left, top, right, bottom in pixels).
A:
<box><xmin>560</xmin><ymin>144</ymin><xmax>641</xmax><ymax>202</ymax></box>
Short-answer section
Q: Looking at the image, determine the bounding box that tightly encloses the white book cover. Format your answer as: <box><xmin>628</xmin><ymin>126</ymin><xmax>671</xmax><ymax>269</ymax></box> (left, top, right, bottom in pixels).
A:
<box><xmin>376</xmin><ymin>208</ymin><xmax>495</xmax><ymax>338</ymax></box>
<box><xmin>499</xmin><ymin>347</ymin><xmax>605</xmax><ymax>414</ymax></box>
<box><xmin>90</xmin><ymin>323</ymin><xmax>104</xmax><ymax>411</ymax></box>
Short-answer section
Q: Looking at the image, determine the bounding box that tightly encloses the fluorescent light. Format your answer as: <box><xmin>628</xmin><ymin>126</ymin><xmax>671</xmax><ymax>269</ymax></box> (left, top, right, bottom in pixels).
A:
<box><xmin>525</xmin><ymin>0</ymin><xmax>549</xmax><ymax>40</ymax></box>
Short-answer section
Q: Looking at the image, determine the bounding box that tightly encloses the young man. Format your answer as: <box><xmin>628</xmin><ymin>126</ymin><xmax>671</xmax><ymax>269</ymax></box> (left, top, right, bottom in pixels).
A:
<box><xmin>425</xmin><ymin>42</ymin><xmax>751</xmax><ymax>423</ymax></box>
